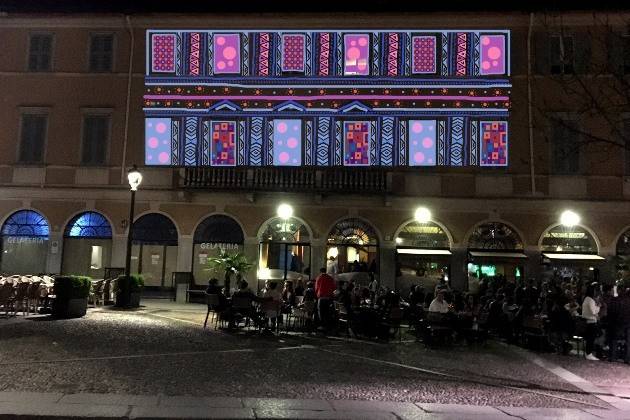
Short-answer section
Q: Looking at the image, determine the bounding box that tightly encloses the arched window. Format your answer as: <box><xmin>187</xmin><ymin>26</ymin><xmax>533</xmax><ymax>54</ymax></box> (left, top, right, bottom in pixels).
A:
<box><xmin>396</xmin><ymin>221</ymin><xmax>450</xmax><ymax>249</ymax></box>
<box><xmin>64</xmin><ymin>211</ymin><xmax>112</xmax><ymax>238</ymax></box>
<box><xmin>327</xmin><ymin>218</ymin><xmax>378</xmax><ymax>246</ymax></box>
<box><xmin>194</xmin><ymin>215</ymin><xmax>244</xmax><ymax>244</ymax></box>
<box><xmin>132</xmin><ymin>213</ymin><xmax>178</xmax><ymax>245</ymax></box>
<box><xmin>541</xmin><ymin>224</ymin><xmax>597</xmax><ymax>254</ymax></box>
<box><xmin>468</xmin><ymin>222</ymin><xmax>523</xmax><ymax>250</ymax></box>
<box><xmin>259</xmin><ymin>217</ymin><xmax>310</xmax><ymax>243</ymax></box>
<box><xmin>2</xmin><ymin>210</ymin><xmax>49</xmax><ymax>238</ymax></box>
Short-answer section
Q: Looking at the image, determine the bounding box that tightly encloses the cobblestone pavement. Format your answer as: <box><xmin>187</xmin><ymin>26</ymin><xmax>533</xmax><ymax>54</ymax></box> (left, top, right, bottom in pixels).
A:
<box><xmin>0</xmin><ymin>300</ymin><xmax>628</xmax><ymax>414</ymax></box>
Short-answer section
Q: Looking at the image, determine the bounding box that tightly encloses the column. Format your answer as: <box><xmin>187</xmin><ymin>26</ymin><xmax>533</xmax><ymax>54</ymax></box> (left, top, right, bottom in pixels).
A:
<box><xmin>110</xmin><ymin>234</ymin><xmax>127</xmax><ymax>268</ymax></box>
<box><xmin>176</xmin><ymin>235</ymin><xmax>193</xmax><ymax>272</ymax></box>
<box><xmin>46</xmin><ymin>232</ymin><xmax>63</xmax><ymax>274</ymax></box>
<box><xmin>379</xmin><ymin>241</ymin><xmax>396</xmax><ymax>289</ymax></box>
<box><xmin>449</xmin><ymin>246</ymin><xmax>468</xmax><ymax>291</ymax></box>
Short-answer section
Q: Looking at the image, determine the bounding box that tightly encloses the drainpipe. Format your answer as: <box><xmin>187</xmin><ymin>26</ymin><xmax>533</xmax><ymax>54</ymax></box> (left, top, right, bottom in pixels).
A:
<box><xmin>527</xmin><ymin>12</ymin><xmax>537</xmax><ymax>195</ymax></box>
<box><xmin>121</xmin><ymin>15</ymin><xmax>134</xmax><ymax>183</ymax></box>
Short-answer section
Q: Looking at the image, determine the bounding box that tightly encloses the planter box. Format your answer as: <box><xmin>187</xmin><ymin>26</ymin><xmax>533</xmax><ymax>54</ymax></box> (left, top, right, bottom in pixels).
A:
<box><xmin>52</xmin><ymin>297</ymin><xmax>88</xmax><ymax>319</ymax></box>
<box><xmin>115</xmin><ymin>291</ymin><xmax>141</xmax><ymax>308</ymax></box>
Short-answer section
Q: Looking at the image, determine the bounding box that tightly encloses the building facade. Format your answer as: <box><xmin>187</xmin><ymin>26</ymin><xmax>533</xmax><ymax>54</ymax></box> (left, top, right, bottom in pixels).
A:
<box><xmin>1</xmin><ymin>10</ymin><xmax>630</xmax><ymax>293</ymax></box>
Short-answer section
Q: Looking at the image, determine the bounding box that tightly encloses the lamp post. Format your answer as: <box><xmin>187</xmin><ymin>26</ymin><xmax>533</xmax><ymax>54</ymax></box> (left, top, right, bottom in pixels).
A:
<box><xmin>414</xmin><ymin>206</ymin><xmax>432</xmax><ymax>224</ymax></box>
<box><xmin>560</xmin><ymin>210</ymin><xmax>580</xmax><ymax>227</ymax></box>
<box><xmin>124</xmin><ymin>165</ymin><xmax>143</xmax><ymax>280</ymax></box>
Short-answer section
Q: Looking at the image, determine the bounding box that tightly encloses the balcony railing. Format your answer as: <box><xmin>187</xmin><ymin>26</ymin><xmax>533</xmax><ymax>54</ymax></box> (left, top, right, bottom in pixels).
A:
<box><xmin>181</xmin><ymin>167</ymin><xmax>390</xmax><ymax>193</ymax></box>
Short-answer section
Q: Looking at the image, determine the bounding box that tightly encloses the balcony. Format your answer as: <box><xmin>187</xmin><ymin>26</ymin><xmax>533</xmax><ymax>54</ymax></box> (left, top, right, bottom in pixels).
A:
<box><xmin>180</xmin><ymin>167</ymin><xmax>390</xmax><ymax>193</ymax></box>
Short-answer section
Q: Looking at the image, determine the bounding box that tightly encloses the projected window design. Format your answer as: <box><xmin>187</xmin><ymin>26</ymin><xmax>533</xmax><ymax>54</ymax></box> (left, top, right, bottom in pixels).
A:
<box><xmin>1</xmin><ymin>210</ymin><xmax>49</xmax><ymax>238</ymax></box>
<box><xmin>144</xmin><ymin>29</ymin><xmax>511</xmax><ymax>168</ymax></box>
<box><xmin>273</xmin><ymin>119</ymin><xmax>302</xmax><ymax>166</ymax></box>
<box><xmin>64</xmin><ymin>211</ymin><xmax>112</xmax><ymax>238</ymax></box>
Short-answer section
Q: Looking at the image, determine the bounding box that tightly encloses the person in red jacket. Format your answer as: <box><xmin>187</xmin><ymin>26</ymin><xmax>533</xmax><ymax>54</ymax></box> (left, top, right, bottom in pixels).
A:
<box><xmin>315</xmin><ymin>267</ymin><xmax>336</xmax><ymax>332</ymax></box>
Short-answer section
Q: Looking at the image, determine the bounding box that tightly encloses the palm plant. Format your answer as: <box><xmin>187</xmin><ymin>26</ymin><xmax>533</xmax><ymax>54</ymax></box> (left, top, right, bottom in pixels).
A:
<box><xmin>207</xmin><ymin>249</ymin><xmax>253</xmax><ymax>293</ymax></box>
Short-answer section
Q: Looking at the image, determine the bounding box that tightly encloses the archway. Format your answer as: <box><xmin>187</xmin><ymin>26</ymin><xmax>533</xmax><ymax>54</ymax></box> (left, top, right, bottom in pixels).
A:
<box><xmin>62</xmin><ymin>211</ymin><xmax>112</xmax><ymax>278</ymax></box>
<box><xmin>257</xmin><ymin>216</ymin><xmax>311</xmax><ymax>291</ymax></box>
<box><xmin>192</xmin><ymin>214</ymin><xmax>245</xmax><ymax>287</ymax></box>
<box><xmin>327</xmin><ymin>217</ymin><xmax>379</xmax><ymax>286</ymax></box>
<box><xmin>1</xmin><ymin>209</ymin><xmax>50</xmax><ymax>274</ymax></box>
<box><xmin>131</xmin><ymin>213</ymin><xmax>179</xmax><ymax>288</ymax></box>
<box><xmin>394</xmin><ymin>219</ymin><xmax>452</xmax><ymax>293</ymax></box>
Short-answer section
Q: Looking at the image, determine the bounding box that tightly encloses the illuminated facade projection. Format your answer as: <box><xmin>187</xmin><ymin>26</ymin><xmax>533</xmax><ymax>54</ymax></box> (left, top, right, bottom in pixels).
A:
<box><xmin>144</xmin><ymin>30</ymin><xmax>510</xmax><ymax>167</ymax></box>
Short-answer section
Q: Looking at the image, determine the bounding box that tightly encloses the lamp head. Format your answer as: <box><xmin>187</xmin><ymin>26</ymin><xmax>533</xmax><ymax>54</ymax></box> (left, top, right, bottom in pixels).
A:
<box><xmin>127</xmin><ymin>165</ymin><xmax>142</xmax><ymax>191</ymax></box>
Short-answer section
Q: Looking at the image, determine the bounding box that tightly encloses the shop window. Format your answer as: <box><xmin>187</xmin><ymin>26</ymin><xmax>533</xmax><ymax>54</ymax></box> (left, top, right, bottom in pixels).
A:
<box><xmin>258</xmin><ymin>217</ymin><xmax>311</xmax><ymax>285</ymax></box>
<box><xmin>28</xmin><ymin>33</ymin><xmax>53</xmax><ymax>72</ymax></box>
<box><xmin>467</xmin><ymin>222</ymin><xmax>523</xmax><ymax>250</ymax></box>
<box><xmin>327</xmin><ymin>218</ymin><xmax>378</xmax><ymax>276</ymax></box>
<box><xmin>1</xmin><ymin>210</ymin><xmax>49</xmax><ymax>275</ymax></box>
<box><xmin>90</xmin><ymin>246</ymin><xmax>103</xmax><ymax>269</ymax></box>
<box><xmin>541</xmin><ymin>225</ymin><xmax>597</xmax><ymax>254</ymax></box>
<box><xmin>89</xmin><ymin>34</ymin><xmax>114</xmax><ymax>72</ymax></box>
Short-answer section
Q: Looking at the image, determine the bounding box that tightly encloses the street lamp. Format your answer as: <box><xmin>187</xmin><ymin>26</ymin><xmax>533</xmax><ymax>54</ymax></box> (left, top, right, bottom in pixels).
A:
<box><xmin>414</xmin><ymin>207</ymin><xmax>432</xmax><ymax>224</ymax></box>
<box><xmin>124</xmin><ymin>165</ymin><xmax>142</xmax><ymax>280</ymax></box>
<box><xmin>560</xmin><ymin>210</ymin><xmax>580</xmax><ymax>227</ymax></box>
<box><xmin>277</xmin><ymin>203</ymin><xmax>293</xmax><ymax>219</ymax></box>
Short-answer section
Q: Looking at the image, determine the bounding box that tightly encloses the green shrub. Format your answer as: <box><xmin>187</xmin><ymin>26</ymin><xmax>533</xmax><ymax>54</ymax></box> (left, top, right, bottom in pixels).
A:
<box><xmin>114</xmin><ymin>274</ymin><xmax>144</xmax><ymax>294</ymax></box>
<box><xmin>53</xmin><ymin>276</ymin><xmax>92</xmax><ymax>300</ymax></box>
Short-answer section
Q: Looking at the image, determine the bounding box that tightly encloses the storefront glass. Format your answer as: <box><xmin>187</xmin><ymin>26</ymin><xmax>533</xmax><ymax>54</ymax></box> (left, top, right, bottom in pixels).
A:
<box><xmin>258</xmin><ymin>217</ymin><xmax>311</xmax><ymax>290</ymax></box>
<box><xmin>1</xmin><ymin>210</ymin><xmax>49</xmax><ymax>274</ymax></box>
<box><xmin>130</xmin><ymin>213</ymin><xmax>178</xmax><ymax>288</ymax></box>
<box><xmin>395</xmin><ymin>220</ymin><xmax>451</xmax><ymax>294</ymax></box>
<box><xmin>327</xmin><ymin>218</ymin><xmax>378</xmax><ymax>287</ymax></box>
<box><xmin>192</xmin><ymin>215</ymin><xmax>245</xmax><ymax>286</ymax></box>
<box><xmin>62</xmin><ymin>211</ymin><xmax>112</xmax><ymax>278</ymax></box>
<box><xmin>540</xmin><ymin>224</ymin><xmax>601</xmax><ymax>283</ymax></box>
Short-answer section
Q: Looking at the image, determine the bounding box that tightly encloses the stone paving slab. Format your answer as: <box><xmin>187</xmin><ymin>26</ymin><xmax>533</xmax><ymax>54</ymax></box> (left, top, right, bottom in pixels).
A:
<box><xmin>130</xmin><ymin>406</ymin><xmax>255</xmax><ymax>419</ymax></box>
<box><xmin>253</xmin><ymin>408</ymin><xmax>397</xmax><ymax>419</ymax></box>
<box><xmin>159</xmin><ymin>396</ymin><xmax>243</xmax><ymax>408</ymax></box>
<box><xmin>0</xmin><ymin>391</ymin><xmax>63</xmax><ymax>403</ymax></box>
<box><xmin>60</xmin><ymin>392</ymin><xmax>159</xmax><ymax>406</ymax></box>
<box><xmin>497</xmin><ymin>406</ymin><xmax>605</xmax><ymax>419</ymax></box>
<box><xmin>0</xmin><ymin>401</ymin><xmax>129</xmax><ymax>418</ymax></box>
<box><xmin>243</xmin><ymin>397</ymin><xmax>332</xmax><ymax>410</ymax></box>
<box><xmin>329</xmin><ymin>400</ymin><xmax>418</xmax><ymax>412</ymax></box>
<box><xmin>417</xmin><ymin>403</ymin><xmax>504</xmax><ymax>414</ymax></box>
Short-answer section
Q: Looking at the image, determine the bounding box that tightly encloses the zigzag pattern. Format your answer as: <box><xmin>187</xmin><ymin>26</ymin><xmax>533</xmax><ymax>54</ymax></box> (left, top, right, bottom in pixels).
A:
<box><xmin>319</xmin><ymin>33</ymin><xmax>330</xmax><ymax>76</ymax></box>
<box><xmin>249</xmin><ymin>117</ymin><xmax>263</xmax><ymax>166</ymax></box>
<box><xmin>305</xmin><ymin>34</ymin><xmax>312</xmax><ymax>76</ymax></box>
<box><xmin>449</xmin><ymin>117</ymin><xmax>464</xmax><ymax>166</ymax></box>
<box><xmin>176</xmin><ymin>33</ymin><xmax>183</xmax><ymax>76</ymax></box>
<box><xmin>336</xmin><ymin>33</ymin><xmax>343</xmax><ymax>76</ymax></box>
<box><xmin>201</xmin><ymin>120</ymin><xmax>210</xmax><ymax>165</ymax></box>
<box><xmin>242</xmin><ymin>34</ymin><xmax>249</xmax><ymax>76</ymax></box>
<box><xmin>456</xmin><ymin>33</ymin><xmax>467</xmax><ymax>76</ymax></box>
<box><xmin>317</xmin><ymin>117</ymin><xmax>330</xmax><ymax>165</ymax></box>
<box><xmin>207</xmin><ymin>34</ymin><xmax>213</xmax><ymax>75</ymax></box>
<box><xmin>334</xmin><ymin>120</ymin><xmax>342</xmax><ymax>165</ymax></box>
<box><xmin>438</xmin><ymin>120</ymin><xmax>446</xmax><ymax>165</ymax></box>
<box><xmin>472</xmin><ymin>33</ymin><xmax>480</xmax><ymax>76</ymax></box>
<box><xmin>305</xmin><ymin>120</ymin><xmax>313</xmax><ymax>165</ymax></box>
<box><xmin>171</xmin><ymin>119</ymin><xmax>180</xmax><ymax>165</ymax></box>
<box><xmin>238</xmin><ymin>120</ymin><xmax>246</xmax><ymax>165</ymax></box>
<box><xmin>372</xmin><ymin>33</ymin><xmax>379</xmax><ymax>76</ymax></box>
<box><xmin>189</xmin><ymin>32</ymin><xmax>200</xmax><ymax>76</ymax></box>
<box><xmin>381</xmin><ymin>117</ymin><xmax>394</xmax><ymax>166</ymax></box>
<box><xmin>184</xmin><ymin>117</ymin><xmax>197</xmax><ymax>166</ymax></box>
<box><xmin>259</xmin><ymin>33</ymin><xmax>270</xmax><ymax>76</ymax></box>
<box><xmin>469</xmin><ymin>120</ymin><xmax>478</xmax><ymax>165</ymax></box>
<box><xmin>370</xmin><ymin>121</ymin><xmax>377</xmax><ymax>165</ymax></box>
<box><xmin>266</xmin><ymin>120</ymin><xmax>273</xmax><ymax>165</ymax></box>
<box><xmin>387</xmin><ymin>33</ymin><xmax>398</xmax><ymax>76</ymax></box>
<box><xmin>398</xmin><ymin>119</ymin><xmax>407</xmax><ymax>165</ymax></box>
<box><xmin>441</xmin><ymin>33</ymin><xmax>448</xmax><ymax>76</ymax></box>
<box><xmin>275</xmin><ymin>33</ymin><xmax>282</xmax><ymax>76</ymax></box>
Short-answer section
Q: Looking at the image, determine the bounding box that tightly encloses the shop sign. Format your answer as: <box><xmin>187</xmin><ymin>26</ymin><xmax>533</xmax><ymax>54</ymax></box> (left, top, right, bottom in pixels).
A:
<box><xmin>199</xmin><ymin>242</ymin><xmax>240</xmax><ymax>251</ymax></box>
<box><xmin>151</xmin><ymin>254</ymin><xmax>160</xmax><ymax>265</ymax></box>
<box><xmin>6</xmin><ymin>237</ymin><xmax>47</xmax><ymax>245</ymax></box>
<box><xmin>199</xmin><ymin>253</ymin><xmax>208</xmax><ymax>265</ymax></box>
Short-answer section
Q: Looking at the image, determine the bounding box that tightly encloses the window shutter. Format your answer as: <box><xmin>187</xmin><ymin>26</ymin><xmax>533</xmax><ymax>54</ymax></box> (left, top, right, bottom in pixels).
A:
<box><xmin>606</xmin><ymin>31</ymin><xmax>624</xmax><ymax>75</ymax></box>
<box><xmin>82</xmin><ymin>116</ymin><xmax>109</xmax><ymax>164</ymax></box>
<box><xmin>534</xmin><ymin>32</ymin><xmax>550</xmax><ymax>75</ymax></box>
<box><xmin>19</xmin><ymin>114</ymin><xmax>46</xmax><ymax>163</ymax></box>
<box><xmin>574</xmin><ymin>32</ymin><xmax>591</xmax><ymax>75</ymax></box>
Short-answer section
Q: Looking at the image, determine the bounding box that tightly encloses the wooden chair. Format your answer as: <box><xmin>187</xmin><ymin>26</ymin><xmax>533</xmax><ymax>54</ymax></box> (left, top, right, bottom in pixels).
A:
<box><xmin>0</xmin><ymin>282</ymin><xmax>15</xmax><ymax>317</ymax></box>
<box><xmin>570</xmin><ymin>317</ymin><xmax>587</xmax><ymax>357</ymax></box>
<box><xmin>26</xmin><ymin>280</ymin><xmax>43</xmax><ymax>315</ymax></box>
<box><xmin>381</xmin><ymin>306</ymin><xmax>405</xmax><ymax>341</ymax></box>
<box><xmin>259</xmin><ymin>299</ymin><xmax>282</xmax><ymax>333</ymax></box>
<box><xmin>203</xmin><ymin>294</ymin><xmax>225</xmax><ymax>330</ymax></box>
<box><xmin>522</xmin><ymin>316</ymin><xmax>548</xmax><ymax>351</ymax></box>
<box><xmin>231</xmin><ymin>296</ymin><xmax>255</xmax><ymax>330</ymax></box>
<box><xmin>89</xmin><ymin>280</ymin><xmax>105</xmax><ymax>307</ymax></box>
<box><xmin>13</xmin><ymin>281</ymin><xmax>30</xmax><ymax>315</ymax></box>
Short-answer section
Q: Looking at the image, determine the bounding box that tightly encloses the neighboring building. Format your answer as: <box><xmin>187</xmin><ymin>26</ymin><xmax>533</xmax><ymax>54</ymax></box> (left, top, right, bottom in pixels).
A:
<box><xmin>1</xmin><ymin>6</ymin><xmax>630</xmax><ymax>293</ymax></box>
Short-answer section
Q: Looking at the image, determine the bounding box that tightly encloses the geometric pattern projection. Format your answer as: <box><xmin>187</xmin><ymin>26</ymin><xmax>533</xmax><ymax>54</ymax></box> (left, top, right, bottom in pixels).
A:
<box><xmin>145</xmin><ymin>29</ymin><xmax>511</xmax><ymax>168</ymax></box>
<box><xmin>344</xmin><ymin>122</ymin><xmax>370</xmax><ymax>165</ymax></box>
<box><xmin>409</xmin><ymin>120</ymin><xmax>436</xmax><ymax>166</ymax></box>
<box><xmin>273</xmin><ymin>119</ymin><xmax>302</xmax><ymax>166</ymax></box>
<box><xmin>211</xmin><ymin>121</ymin><xmax>236</xmax><ymax>166</ymax></box>
<box><xmin>480</xmin><ymin>121</ymin><xmax>508</xmax><ymax>166</ymax></box>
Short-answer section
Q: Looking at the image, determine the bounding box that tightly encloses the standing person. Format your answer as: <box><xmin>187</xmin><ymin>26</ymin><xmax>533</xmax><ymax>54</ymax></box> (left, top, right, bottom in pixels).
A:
<box><xmin>315</xmin><ymin>267</ymin><xmax>336</xmax><ymax>333</ymax></box>
<box><xmin>582</xmin><ymin>283</ymin><xmax>601</xmax><ymax>361</ymax></box>
<box><xmin>368</xmin><ymin>273</ymin><xmax>378</xmax><ymax>307</ymax></box>
<box><xmin>326</xmin><ymin>256</ymin><xmax>338</xmax><ymax>276</ymax></box>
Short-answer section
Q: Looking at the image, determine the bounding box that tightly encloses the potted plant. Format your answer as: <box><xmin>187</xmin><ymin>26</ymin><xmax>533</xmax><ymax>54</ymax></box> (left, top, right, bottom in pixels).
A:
<box><xmin>52</xmin><ymin>276</ymin><xmax>92</xmax><ymax>318</ymax></box>
<box><xmin>207</xmin><ymin>249</ymin><xmax>253</xmax><ymax>293</ymax></box>
<box><xmin>114</xmin><ymin>274</ymin><xmax>144</xmax><ymax>308</ymax></box>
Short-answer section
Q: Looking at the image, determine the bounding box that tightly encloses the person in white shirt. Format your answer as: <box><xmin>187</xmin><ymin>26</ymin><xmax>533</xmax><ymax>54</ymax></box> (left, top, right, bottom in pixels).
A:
<box><xmin>429</xmin><ymin>290</ymin><xmax>450</xmax><ymax>313</ymax></box>
<box><xmin>326</xmin><ymin>256</ymin><xmax>338</xmax><ymax>276</ymax></box>
<box><xmin>582</xmin><ymin>283</ymin><xmax>601</xmax><ymax>360</ymax></box>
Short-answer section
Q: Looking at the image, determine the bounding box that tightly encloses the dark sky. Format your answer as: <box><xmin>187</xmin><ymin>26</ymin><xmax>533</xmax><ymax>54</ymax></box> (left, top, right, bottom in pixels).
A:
<box><xmin>0</xmin><ymin>0</ymin><xmax>627</xmax><ymax>14</ymax></box>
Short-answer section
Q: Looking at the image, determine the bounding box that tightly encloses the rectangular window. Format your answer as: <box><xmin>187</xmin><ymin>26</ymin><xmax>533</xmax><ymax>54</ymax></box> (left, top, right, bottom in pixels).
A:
<box><xmin>343</xmin><ymin>34</ymin><xmax>370</xmax><ymax>76</ymax></box>
<box><xmin>281</xmin><ymin>34</ymin><xmax>305</xmax><ymax>73</ymax></box>
<box><xmin>343</xmin><ymin>121</ymin><xmax>370</xmax><ymax>165</ymax></box>
<box><xmin>210</xmin><ymin>121</ymin><xmax>236</xmax><ymax>166</ymax></box>
<box><xmin>89</xmin><ymin>34</ymin><xmax>114</xmax><ymax>72</ymax></box>
<box><xmin>479</xmin><ymin>121</ymin><xmax>508</xmax><ymax>166</ymax></box>
<box><xmin>624</xmin><ymin>119</ymin><xmax>630</xmax><ymax>175</ymax></box>
<box><xmin>213</xmin><ymin>33</ymin><xmax>241</xmax><ymax>74</ymax></box>
<box><xmin>550</xmin><ymin>35</ymin><xmax>574</xmax><ymax>75</ymax></box>
<box><xmin>28</xmin><ymin>33</ymin><xmax>53</xmax><ymax>72</ymax></box>
<box><xmin>81</xmin><ymin>115</ymin><xmax>110</xmax><ymax>165</ymax></box>
<box><xmin>551</xmin><ymin>117</ymin><xmax>579</xmax><ymax>175</ymax></box>
<box><xmin>272</xmin><ymin>119</ymin><xmax>302</xmax><ymax>166</ymax></box>
<box><xmin>408</xmin><ymin>120</ymin><xmax>437</xmax><ymax>166</ymax></box>
<box><xmin>18</xmin><ymin>113</ymin><xmax>48</xmax><ymax>163</ymax></box>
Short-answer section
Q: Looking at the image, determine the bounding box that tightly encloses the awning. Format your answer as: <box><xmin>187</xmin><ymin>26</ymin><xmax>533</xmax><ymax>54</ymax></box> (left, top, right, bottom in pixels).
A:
<box><xmin>469</xmin><ymin>251</ymin><xmax>528</xmax><ymax>259</ymax></box>
<box><xmin>542</xmin><ymin>253</ymin><xmax>605</xmax><ymax>261</ymax></box>
<box><xmin>396</xmin><ymin>249</ymin><xmax>452</xmax><ymax>256</ymax></box>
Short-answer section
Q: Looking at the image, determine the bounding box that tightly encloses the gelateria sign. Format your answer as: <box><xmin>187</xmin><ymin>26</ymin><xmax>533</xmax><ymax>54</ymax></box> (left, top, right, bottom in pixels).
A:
<box><xmin>144</xmin><ymin>29</ymin><xmax>511</xmax><ymax>168</ymax></box>
<box><xmin>199</xmin><ymin>242</ymin><xmax>241</xmax><ymax>250</ymax></box>
<box><xmin>6</xmin><ymin>237</ymin><xmax>48</xmax><ymax>244</ymax></box>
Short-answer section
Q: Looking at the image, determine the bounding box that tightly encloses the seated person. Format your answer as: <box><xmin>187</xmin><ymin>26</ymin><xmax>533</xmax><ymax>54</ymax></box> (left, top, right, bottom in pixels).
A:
<box><xmin>227</xmin><ymin>280</ymin><xmax>264</xmax><ymax>328</ymax></box>
<box><xmin>261</xmin><ymin>280</ymin><xmax>282</xmax><ymax>330</ymax></box>
<box><xmin>303</xmin><ymin>281</ymin><xmax>316</xmax><ymax>303</ymax></box>
<box><xmin>282</xmin><ymin>280</ymin><xmax>296</xmax><ymax>310</ymax></box>
<box><xmin>429</xmin><ymin>289</ymin><xmax>450</xmax><ymax>313</ymax></box>
<box><xmin>205</xmin><ymin>278</ymin><xmax>228</xmax><ymax>311</ymax></box>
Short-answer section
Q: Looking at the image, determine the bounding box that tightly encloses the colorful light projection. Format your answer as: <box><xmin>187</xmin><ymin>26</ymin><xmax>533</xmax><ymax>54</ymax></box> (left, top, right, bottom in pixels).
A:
<box><xmin>145</xmin><ymin>30</ymin><xmax>511</xmax><ymax>168</ymax></box>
